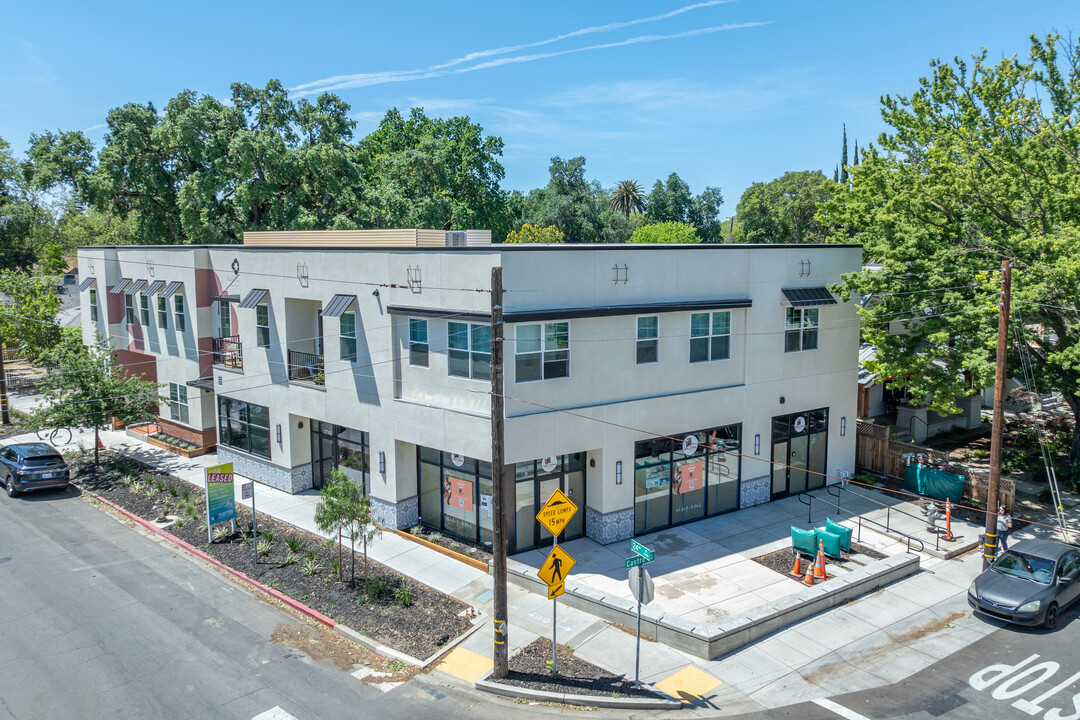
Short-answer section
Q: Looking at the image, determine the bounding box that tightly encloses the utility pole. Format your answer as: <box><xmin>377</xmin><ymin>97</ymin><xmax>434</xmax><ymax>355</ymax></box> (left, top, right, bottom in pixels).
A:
<box><xmin>983</xmin><ymin>260</ymin><xmax>1012</xmax><ymax>571</ymax></box>
<box><xmin>0</xmin><ymin>342</ymin><xmax>9</xmax><ymax>425</ymax></box>
<box><xmin>490</xmin><ymin>266</ymin><xmax>509</xmax><ymax>678</ymax></box>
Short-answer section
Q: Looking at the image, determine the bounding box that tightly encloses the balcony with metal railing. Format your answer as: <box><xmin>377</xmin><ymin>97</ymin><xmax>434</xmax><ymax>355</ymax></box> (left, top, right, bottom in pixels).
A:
<box><xmin>288</xmin><ymin>349</ymin><xmax>324</xmax><ymax>385</ymax></box>
<box><xmin>212</xmin><ymin>335</ymin><xmax>243</xmax><ymax>369</ymax></box>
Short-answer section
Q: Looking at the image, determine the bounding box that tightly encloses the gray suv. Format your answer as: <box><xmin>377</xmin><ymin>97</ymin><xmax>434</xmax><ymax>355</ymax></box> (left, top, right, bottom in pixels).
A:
<box><xmin>2</xmin><ymin>443</ymin><xmax>71</xmax><ymax>497</ymax></box>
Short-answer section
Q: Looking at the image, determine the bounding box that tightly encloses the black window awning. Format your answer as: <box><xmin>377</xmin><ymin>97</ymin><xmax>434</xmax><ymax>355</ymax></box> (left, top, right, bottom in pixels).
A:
<box><xmin>209</xmin><ymin>294</ymin><xmax>240</xmax><ymax>303</ymax></box>
<box><xmin>186</xmin><ymin>377</ymin><xmax>214</xmax><ymax>392</ymax></box>
<box><xmin>321</xmin><ymin>294</ymin><xmax>357</xmax><ymax>318</ymax></box>
<box><xmin>160</xmin><ymin>281</ymin><xmax>183</xmax><ymax>299</ymax></box>
<box><xmin>77</xmin><ymin>277</ymin><xmax>95</xmax><ymax>292</ymax></box>
<box><xmin>239</xmin><ymin>288</ymin><xmax>269</xmax><ymax>309</ymax></box>
<box><xmin>125</xmin><ymin>279</ymin><xmax>147</xmax><ymax>296</ymax></box>
<box><xmin>109</xmin><ymin>279</ymin><xmax>131</xmax><ymax>295</ymax></box>
<box><xmin>143</xmin><ymin>280</ymin><xmax>165</xmax><ymax>296</ymax></box>
<box><xmin>782</xmin><ymin>287</ymin><xmax>837</xmax><ymax>308</ymax></box>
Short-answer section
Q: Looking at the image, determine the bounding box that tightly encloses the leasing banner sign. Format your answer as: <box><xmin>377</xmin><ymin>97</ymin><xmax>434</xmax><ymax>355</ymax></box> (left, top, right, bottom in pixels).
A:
<box><xmin>205</xmin><ymin>462</ymin><xmax>236</xmax><ymax>525</ymax></box>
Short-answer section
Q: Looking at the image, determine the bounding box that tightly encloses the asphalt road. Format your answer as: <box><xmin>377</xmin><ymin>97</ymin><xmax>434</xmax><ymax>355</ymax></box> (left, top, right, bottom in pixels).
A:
<box><xmin>0</xmin><ymin>487</ymin><xmax>526</xmax><ymax>720</ymax></box>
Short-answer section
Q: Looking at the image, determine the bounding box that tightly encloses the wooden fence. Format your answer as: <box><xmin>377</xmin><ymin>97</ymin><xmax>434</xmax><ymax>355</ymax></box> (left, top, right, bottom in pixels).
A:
<box><xmin>855</xmin><ymin>420</ymin><xmax>1014</xmax><ymax>511</ymax></box>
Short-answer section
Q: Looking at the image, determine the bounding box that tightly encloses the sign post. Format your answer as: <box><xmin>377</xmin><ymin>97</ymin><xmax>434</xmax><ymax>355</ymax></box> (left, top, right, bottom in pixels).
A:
<box><xmin>242</xmin><ymin>481</ymin><xmax>255</xmax><ymax>566</ymax></box>
<box><xmin>536</xmin><ymin>488</ymin><xmax>578</xmax><ymax>677</ymax></box>
<box><xmin>626</xmin><ymin>539</ymin><xmax>655</xmax><ymax>685</ymax></box>
<box><xmin>205</xmin><ymin>463</ymin><xmax>236</xmax><ymax>544</ymax></box>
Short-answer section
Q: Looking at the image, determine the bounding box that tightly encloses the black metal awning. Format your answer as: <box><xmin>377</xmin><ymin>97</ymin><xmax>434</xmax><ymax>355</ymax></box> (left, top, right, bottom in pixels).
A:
<box><xmin>160</xmin><ymin>281</ymin><xmax>183</xmax><ymax>299</ymax></box>
<box><xmin>76</xmin><ymin>277</ymin><xmax>95</xmax><ymax>292</ymax></box>
<box><xmin>186</xmin><ymin>377</ymin><xmax>215</xmax><ymax>392</ymax></box>
<box><xmin>781</xmin><ymin>287</ymin><xmax>837</xmax><ymax>308</ymax></box>
<box><xmin>238</xmin><ymin>288</ymin><xmax>269</xmax><ymax>309</ymax></box>
<box><xmin>109</xmin><ymin>279</ymin><xmax>131</xmax><ymax>295</ymax></box>
<box><xmin>321</xmin><ymin>294</ymin><xmax>357</xmax><ymax>318</ymax></box>
<box><xmin>209</xmin><ymin>294</ymin><xmax>240</xmax><ymax>303</ymax></box>
<box><xmin>143</xmin><ymin>280</ymin><xmax>165</xmax><ymax>296</ymax></box>
<box><xmin>125</xmin><ymin>279</ymin><xmax>147</xmax><ymax>296</ymax></box>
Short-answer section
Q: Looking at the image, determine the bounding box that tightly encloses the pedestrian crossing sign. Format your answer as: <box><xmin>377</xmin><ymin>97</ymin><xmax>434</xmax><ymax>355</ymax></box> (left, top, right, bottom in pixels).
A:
<box><xmin>537</xmin><ymin>544</ymin><xmax>576</xmax><ymax>587</ymax></box>
<box><xmin>548</xmin><ymin>581</ymin><xmax>564</xmax><ymax>599</ymax></box>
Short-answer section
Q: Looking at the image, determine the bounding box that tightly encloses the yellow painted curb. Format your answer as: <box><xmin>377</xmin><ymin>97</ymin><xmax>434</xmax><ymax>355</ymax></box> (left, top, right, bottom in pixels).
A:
<box><xmin>654</xmin><ymin>665</ymin><xmax>722</xmax><ymax>701</ymax></box>
<box><xmin>436</xmin><ymin>647</ymin><xmax>493</xmax><ymax>684</ymax></box>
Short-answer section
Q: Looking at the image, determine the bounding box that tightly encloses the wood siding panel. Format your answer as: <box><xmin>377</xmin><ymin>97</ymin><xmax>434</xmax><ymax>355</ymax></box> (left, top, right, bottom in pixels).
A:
<box><xmin>242</xmin><ymin>230</ymin><xmax>442</xmax><ymax>247</ymax></box>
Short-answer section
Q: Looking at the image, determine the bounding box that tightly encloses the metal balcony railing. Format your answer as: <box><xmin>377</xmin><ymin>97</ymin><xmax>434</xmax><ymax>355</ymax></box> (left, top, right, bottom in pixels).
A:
<box><xmin>212</xmin><ymin>335</ymin><xmax>243</xmax><ymax>369</ymax></box>
<box><xmin>288</xmin><ymin>349</ymin><xmax>324</xmax><ymax>385</ymax></box>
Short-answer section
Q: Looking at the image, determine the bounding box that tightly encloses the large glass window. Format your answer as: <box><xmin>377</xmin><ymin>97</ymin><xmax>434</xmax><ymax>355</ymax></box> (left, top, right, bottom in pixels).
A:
<box><xmin>89</xmin><ymin>289</ymin><xmax>98</xmax><ymax>322</ymax></box>
<box><xmin>448</xmin><ymin>322</ymin><xmax>491</xmax><ymax>380</ymax></box>
<box><xmin>310</xmin><ymin>420</ymin><xmax>368</xmax><ymax>490</ymax></box>
<box><xmin>416</xmin><ymin>447</ymin><xmax>492</xmax><ymax>545</ymax></box>
<box><xmin>512</xmin><ymin>454</ymin><xmax>586</xmax><ymax>553</ymax></box>
<box><xmin>637</xmin><ymin>316</ymin><xmax>658</xmax><ymax>364</ymax></box>
<box><xmin>785</xmin><ymin>307</ymin><xmax>819</xmax><ymax>352</ymax></box>
<box><xmin>340</xmin><ymin>312</ymin><xmax>356</xmax><ymax>361</ymax></box>
<box><xmin>217</xmin><ymin>397</ymin><xmax>271</xmax><ymax>459</ymax></box>
<box><xmin>409</xmin><ymin>318</ymin><xmax>428</xmax><ymax>367</ymax></box>
<box><xmin>169</xmin><ymin>382</ymin><xmax>188</xmax><ymax>425</ymax></box>
<box><xmin>174</xmin><ymin>295</ymin><xmax>186</xmax><ymax>332</ymax></box>
<box><xmin>256</xmin><ymin>305</ymin><xmax>270</xmax><ymax>348</ymax></box>
<box><xmin>690</xmin><ymin>311</ymin><xmax>730</xmax><ymax>363</ymax></box>
<box><xmin>219</xmin><ymin>301</ymin><xmax>232</xmax><ymax>337</ymax></box>
<box><xmin>634</xmin><ymin>425</ymin><xmax>741</xmax><ymax>534</ymax></box>
<box><xmin>515</xmin><ymin>322</ymin><xmax>569</xmax><ymax>382</ymax></box>
<box><xmin>771</xmin><ymin>408</ymin><xmax>828</xmax><ymax>499</ymax></box>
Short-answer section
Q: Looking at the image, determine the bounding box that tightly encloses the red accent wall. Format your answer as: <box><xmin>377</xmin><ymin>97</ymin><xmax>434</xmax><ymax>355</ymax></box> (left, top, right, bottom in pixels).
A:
<box><xmin>197</xmin><ymin>336</ymin><xmax>214</xmax><ymax>378</ymax></box>
<box><xmin>194</xmin><ymin>268</ymin><xmax>222</xmax><ymax>309</ymax></box>
<box><xmin>115</xmin><ymin>349</ymin><xmax>159</xmax><ymax>416</ymax></box>
<box><xmin>157</xmin><ymin>418</ymin><xmax>217</xmax><ymax>448</ymax></box>
<box><xmin>106</xmin><ymin>287</ymin><xmax>124</xmax><ymax>324</ymax></box>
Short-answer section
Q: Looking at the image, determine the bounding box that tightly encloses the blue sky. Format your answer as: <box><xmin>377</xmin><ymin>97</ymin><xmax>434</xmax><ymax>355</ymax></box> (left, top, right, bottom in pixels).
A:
<box><xmin>1</xmin><ymin>1</ymin><xmax>1074</xmax><ymax>217</ymax></box>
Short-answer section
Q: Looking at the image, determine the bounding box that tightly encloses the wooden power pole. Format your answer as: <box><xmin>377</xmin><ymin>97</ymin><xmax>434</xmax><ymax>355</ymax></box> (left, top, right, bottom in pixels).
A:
<box><xmin>0</xmin><ymin>343</ymin><xmax>9</xmax><ymax>425</ymax></box>
<box><xmin>490</xmin><ymin>266</ymin><xmax>509</xmax><ymax>677</ymax></box>
<box><xmin>983</xmin><ymin>260</ymin><xmax>1012</xmax><ymax>570</ymax></box>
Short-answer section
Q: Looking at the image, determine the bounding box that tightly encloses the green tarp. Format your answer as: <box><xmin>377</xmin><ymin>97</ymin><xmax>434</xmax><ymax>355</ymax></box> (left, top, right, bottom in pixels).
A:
<box><xmin>903</xmin><ymin>463</ymin><xmax>965</xmax><ymax>504</ymax></box>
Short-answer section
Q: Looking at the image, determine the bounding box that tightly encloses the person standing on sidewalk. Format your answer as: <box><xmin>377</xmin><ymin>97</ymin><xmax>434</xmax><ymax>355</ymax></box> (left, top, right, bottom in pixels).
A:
<box><xmin>996</xmin><ymin>506</ymin><xmax>1012</xmax><ymax>556</ymax></box>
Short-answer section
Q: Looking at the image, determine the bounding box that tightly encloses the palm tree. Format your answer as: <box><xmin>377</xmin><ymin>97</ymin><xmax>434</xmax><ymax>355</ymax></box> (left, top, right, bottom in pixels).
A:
<box><xmin>610</xmin><ymin>180</ymin><xmax>647</xmax><ymax>218</ymax></box>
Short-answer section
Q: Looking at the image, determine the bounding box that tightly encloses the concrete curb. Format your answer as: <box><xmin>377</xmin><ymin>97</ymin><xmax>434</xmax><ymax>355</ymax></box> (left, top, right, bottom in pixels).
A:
<box><xmin>392</xmin><ymin>529</ymin><xmax>490</xmax><ymax>572</ymax></box>
<box><xmin>474</xmin><ymin>670</ymin><xmax>682</xmax><ymax>710</ymax></box>
<box><xmin>334</xmin><ymin>611</ymin><xmax>488</xmax><ymax>668</ymax></box>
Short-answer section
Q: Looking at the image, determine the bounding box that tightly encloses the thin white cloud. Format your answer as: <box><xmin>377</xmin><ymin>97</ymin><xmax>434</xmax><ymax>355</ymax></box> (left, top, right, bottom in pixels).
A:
<box><xmin>82</xmin><ymin>123</ymin><xmax>107</xmax><ymax>133</ymax></box>
<box><xmin>427</xmin><ymin>0</ymin><xmax>739</xmax><ymax>71</ymax></box>
<box><xmin>295</xmin><ymin>22</ymin><xmax>770</xmax><ymax>96</ymax></box>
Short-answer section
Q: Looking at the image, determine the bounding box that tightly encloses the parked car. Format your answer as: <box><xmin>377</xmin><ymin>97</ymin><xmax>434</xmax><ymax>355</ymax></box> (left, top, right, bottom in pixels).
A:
<box><xmin>969</xmin><ymin>538</ymin><xmax>1080</xmax><ymax>630</ymax></box>
<box><xmin>1</xmin><ymin>443</ymin><xmax>71</xmax><ymax>497</ymax></box>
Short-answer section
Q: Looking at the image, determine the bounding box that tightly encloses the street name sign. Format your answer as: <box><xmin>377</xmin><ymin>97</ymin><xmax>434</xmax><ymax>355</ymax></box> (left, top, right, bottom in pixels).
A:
<box><xmin>630</xmin><ymin>539</ymin><xmax>654</xmax><ymax>562</ymax></box>
<box><xmin>538</xmin><ymin>545</ymin><xmax>576</xmax><ymax>587</ymax></box>
<box><xmin>625</xmin><ymin>554</ymin><xmax>651</xmax><ymax>570</ymax></box>
<box><xmin>535</xmin><ymin>488</ymin><xmax>578</xmax><ymax>537</ymax></box>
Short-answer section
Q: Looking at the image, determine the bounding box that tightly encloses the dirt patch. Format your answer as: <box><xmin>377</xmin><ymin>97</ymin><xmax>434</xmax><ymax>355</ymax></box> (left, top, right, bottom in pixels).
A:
<box><xmin>752</xmin><ymin>543</ymin><xmax>887</xmax><ymax>582</ymax></box>
<box><xmin>899</xmin><ymin>611</ymin><xmax>966</xmax><ymax>642</ymax></box>
<box><xmin>270</xmin><ymin>624</ymin><xmax>420</xmax><ymax>683</ymax></box>
<box><xmin>489</xmin><ymin>637</ymin><xmax>658</xmax><ymax>699</ymax></box>
<box><xmin>72</xmin><ymin>450</ymin><xmax>473</xmax><ymax>661</ymax></box>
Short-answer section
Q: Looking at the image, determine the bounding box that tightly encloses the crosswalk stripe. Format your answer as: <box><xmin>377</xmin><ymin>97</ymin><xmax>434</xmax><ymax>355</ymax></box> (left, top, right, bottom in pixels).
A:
<box><xmin>812</xmin><ymin>698</ymin><xmax>872</xmax><ymax>720</ymax></box>
<box><xmin>252</xmin><ymin>707</ymin><xmax>299</xmax><ymax>720</ymax></box>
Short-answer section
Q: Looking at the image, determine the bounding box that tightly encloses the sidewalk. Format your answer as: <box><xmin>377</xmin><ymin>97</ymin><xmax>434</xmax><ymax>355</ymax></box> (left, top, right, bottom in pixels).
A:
<box><xmin>12</xmin><ymin>420</ymin><xmax>1034</xmax><ymax>713</ymax></box>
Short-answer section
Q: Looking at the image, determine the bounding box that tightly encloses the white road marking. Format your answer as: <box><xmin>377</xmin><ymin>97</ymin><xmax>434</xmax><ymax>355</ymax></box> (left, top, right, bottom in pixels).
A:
<box><xmin>812</xmin><ymin>698</ymin><xmax>872</xmax><ymax>720</ymax></box>
<box><xmin>252</xmin><ymin>707</ymin><xmax>299</xmax><ymax>720</ymax></box>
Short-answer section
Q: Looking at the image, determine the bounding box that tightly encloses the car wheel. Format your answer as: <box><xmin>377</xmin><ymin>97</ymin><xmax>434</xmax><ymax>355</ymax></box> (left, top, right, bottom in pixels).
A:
<box><xmin>5</xmin><ymin>477</ymin><xmax>16</xmax><ymax>498</ymax></box>
<box><xmin>1044</xmin><ymin>603</ymin><xmax>1060</xmax><ymax>630</ymax></box>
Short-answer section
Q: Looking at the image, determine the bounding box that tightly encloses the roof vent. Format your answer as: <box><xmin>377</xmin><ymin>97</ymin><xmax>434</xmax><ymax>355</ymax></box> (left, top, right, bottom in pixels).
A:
<box><xmin>446</xmin><ymin>231</ymin><xmax>468</xmax><ymax>247</ymax></box>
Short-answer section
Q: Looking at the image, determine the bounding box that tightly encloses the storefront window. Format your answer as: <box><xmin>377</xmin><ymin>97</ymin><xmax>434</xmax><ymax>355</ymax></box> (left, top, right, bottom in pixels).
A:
<box><xmin>770</xmin><ymin>408</ymin><xmax>828</xmax><ymax>499</ymax></box>
<box><xmin>634</xmin><ymin>425</ymin><xmax>741</xmax><ymax>534</ymax></box>
<box><xmin>310</xmin><ymin>420</ymin><xmax>369</xmax><ymax>490</ymax></box>
<box><xmin>217</xmin><ymin>397</ymin><xmax>271</xmax><ymax>459</ymax></box>
<box><xmin>416</xmin><ymin>447</ymin><xmax>491</xmax><ymax>545</ymax></box>
<box><xmin>512</xmin><ymin>453</ymin><xmax>586</xmax><ymax>553</ymax></box>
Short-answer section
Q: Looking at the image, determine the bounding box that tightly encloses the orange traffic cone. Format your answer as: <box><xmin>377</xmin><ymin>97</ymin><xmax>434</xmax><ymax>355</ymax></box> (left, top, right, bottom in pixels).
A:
<box><xmin>803</xmin><ymin>565</ymin><xmax>816</xmax><ymax>586</ymax></box>
<box><xmin>814</xmin><ymin>540</ymin><xmax>827</xmax><ymax>580</ymax></box>
<box><xmin>97</xmin><ymin>437</ymin><xmax>105</xmax><ymax>450</ymax></box>
<box><xmin>790</xmin><ymin>554</ymin><xmax>803</xmax><ymax>577</ymax></box>
<box><xmin>945</xmin><ymin>500</ymin><xmax>954</xmax><ymax>541</ymax></box>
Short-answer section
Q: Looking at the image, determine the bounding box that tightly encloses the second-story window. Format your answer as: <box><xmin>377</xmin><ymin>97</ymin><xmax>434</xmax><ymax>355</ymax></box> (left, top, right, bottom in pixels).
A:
<box><xmin>140</xmin><ymin>295</ymin><xmax>150</xmax><ymax>325</ymax></box>
<box><xmin>157</xmin><ymin>297</ymin><xmax>168</xmax><ymax>328</ymax></box>
<box><xmin>124</xmin><ymin>295</ymin><xmax>135</xmax><ymax>324</ymax></box>
<box><xmin>174</xmin><ymin>295</ymin><xmax>186</xmax><ymax>332</ymax></box>
<box><xmin>89</xmin><ymin>289</ymin><xmax>98</xmax><ymax>322</ymax></box>
<box><xmin>256</xmin><ymin>305</ymin><xmax>270</xmax><ymax>348</ymax></box>
<box><xmin>218</xmin><ymin>301</ymin><xmax>232</xmax><ymax>337</ymax></box>
<box><xmin>340</xmin><ymin>312</ymin><xmax>357</xmax><ymax>362</ymax></box>
<box><xmin>409</xmin><ymin>318</ymin><xmax>428</xmax><ymax>367</ymax></box>
<box><xmin>448</xmin><ymin>322</ymin><xmax>491</xmax><ymax>381</ymax></box>
<box><xmin>637</xmin><ymin>316</ymin><xmax>659</xmax><ymax>364</ymax></box>
<box><xmin>515</xmin><ymin>322</ymin><xmax>569</xmax><ymax>382</ymax></box>
<box><xmin>690</xmin><ymin>311</ymin><xmax>730</xmax><ymax>363</ymax></box>
<box><xmin>785</xmin><ymin>307</ymin><xmax>819</xmax><ymax>352</ymax></box>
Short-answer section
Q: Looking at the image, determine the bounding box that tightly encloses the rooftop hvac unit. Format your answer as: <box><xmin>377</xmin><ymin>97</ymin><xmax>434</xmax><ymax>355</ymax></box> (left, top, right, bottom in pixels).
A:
<box><xmin>446</xmin><ymin>231</ymin><xmax>467</xmax><ymax>247</ymax></box>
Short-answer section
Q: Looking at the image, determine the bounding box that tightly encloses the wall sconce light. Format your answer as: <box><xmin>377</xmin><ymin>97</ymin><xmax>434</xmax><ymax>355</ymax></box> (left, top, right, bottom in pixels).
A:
<box><xmin>276</xmin><ymin>424</ymin><xmax>282</xmax><ymax>443</ymax></box>
<box><xmin>615</xmin><ymin>460</ymin><xmax>623</xmax><ymax>485</ymax></box>
<box><xmin>779</xmin><ymin>396</ymin><xmax>785</xmax><ymax>405</ymax></box>
<box><xmin>840</xmin><ymin>417</ymin><xmax>846</xmax><ymax>437</ymax></box>
<box><xmin>379</xmin><ymin>451</ymin><xmax>386</xmax><ymax>474</ymax></box>
<box><xmin>754</xmin><ymin>434</ymin><xmax>761</xmax><ymax>455</ymax></box>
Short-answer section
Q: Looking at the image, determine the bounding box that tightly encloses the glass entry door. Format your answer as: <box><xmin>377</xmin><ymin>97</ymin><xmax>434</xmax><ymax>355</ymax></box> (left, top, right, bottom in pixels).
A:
<box><xmin>770</xmin><ymin>409</ymin><xmax>828</xmax><ymax>500</ymax></box>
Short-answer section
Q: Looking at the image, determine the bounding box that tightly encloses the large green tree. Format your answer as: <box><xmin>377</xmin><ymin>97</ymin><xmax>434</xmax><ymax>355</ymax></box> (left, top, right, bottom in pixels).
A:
<box><xmin>629</xmin><ymin>221</ymin><xmax>700</xmax><ymax>244</ymax></box>
<box><xmin>518</xmin><ymin>156</ymin><xmax>633</xmax><ymax>243</ymax></box>
<box><xmin>645</xmin><ymin>173</ymin><xmax>724</xmax><ymax>242</ymax></box>
<box><xmin>825</xmin><ymin>33</ymin><xmax>1080</xmax><ymax>466</ymax></box>
<box><xmin>731</xmin><ymin>170</ymin><xmax>835</xmax><ymax>244</ymax></box>
<box><xmin>610</xmin><ymin>180</ymin><xmax>647</xmax><ymax>218</ymax></box>
<box><xmin>0</xmin><ymin>269</ymin><xmax>61</xmax><ymax>358</ymax></box>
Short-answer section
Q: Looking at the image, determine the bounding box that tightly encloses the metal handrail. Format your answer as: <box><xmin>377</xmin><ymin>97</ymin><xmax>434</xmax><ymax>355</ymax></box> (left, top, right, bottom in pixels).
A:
<box><xmin>856</xmin><ymin>513</ymin><xmax>926</xmax><ymax>555</ymax></box>
<box><xmin>835</xmin><ymin>484</ymin><xmax>939</xmax><ymax>553</ymax></box>
<box><xmin>798</xmin><ymin>493</ymin><xmax>813</xmax><ymax>523</ymax></box>
<box><xmin>826</xmin><ymin>483</ymin><xmax>843</xmax><ymax>515</ymax></box>
<box><xmin>212</xmin><ymin>335</ymin><xmax>243</xmax><ymax>369</ymax></box>
<box><xmin>288</xmin><ymin>349</ymin><xmax>325</xmax><ymax>385</ymax></box>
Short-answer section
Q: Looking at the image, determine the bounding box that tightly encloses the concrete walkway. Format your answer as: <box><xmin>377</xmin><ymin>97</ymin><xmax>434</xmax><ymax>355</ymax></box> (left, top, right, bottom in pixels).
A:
<box><xmin>6</xmin><ymin>410</ymin><xmax>1061</xmax><ymax>714</ymax></box>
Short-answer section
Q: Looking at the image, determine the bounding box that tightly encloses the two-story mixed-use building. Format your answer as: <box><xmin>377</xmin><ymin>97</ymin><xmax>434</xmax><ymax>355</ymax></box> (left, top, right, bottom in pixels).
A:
<box><xmin>76</xmin><ymin>230</ymin><xmax>860</xmax><ymax>554</ymax></box>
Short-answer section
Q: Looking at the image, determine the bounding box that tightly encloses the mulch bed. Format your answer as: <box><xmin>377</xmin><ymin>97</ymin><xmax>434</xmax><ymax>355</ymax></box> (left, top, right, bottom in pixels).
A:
<box><xmin>489</xmin><ymin>637</ymin><xmax>658</xmax><ymax>699</ymax></box>
<box><xmin>71</xmin><ymin>451</ymin><xmax>472</xmax><ymax>660</ymax></box>
<box><xmin>753</xmin><ymin>542</ymin><xmax>887</xmax><ymax>581</ymax></box>
<box><xmin>405</xmin><ymin>526</ymin><xmax>493</xmax><ymax>564</ymax></box>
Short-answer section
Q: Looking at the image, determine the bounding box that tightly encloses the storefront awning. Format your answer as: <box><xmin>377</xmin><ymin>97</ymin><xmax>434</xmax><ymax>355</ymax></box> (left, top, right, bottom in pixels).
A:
<box><xmin>781</xmin><ymin>287</ymin><xmax>837</xmax><ymax>308</ymax></box>
<box><xmin>321</xmin><ymin>294</ymin><xmax>357</xmax><ymax>318</ymax></box>
<box><xmin>159</xmin><ymin>281</ymin><xmax>183</xmax><ymax>299</ymax></box>
<box><xmin>124</xmin><ymin>279</ymin><xmax>147</xmax><ymax>296</ymax></box>
<box><xmin>238</xmin><ymin>288</ymin><xmax>269</xmax><ymax>309</ymax></box>
<box><xmin>143</xmin><ymin>280</ymin><xmax>165</xmax><ymax>296</ymax></box>
<box><xmin>109</xmin><ymin>279</ymin><xmax>131</xmax><ymax>295</ymax></box>
<box><xmin>76</xmin><ymin>277</ymin><xmax>95</xmax><ymax>292</ymax></box>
